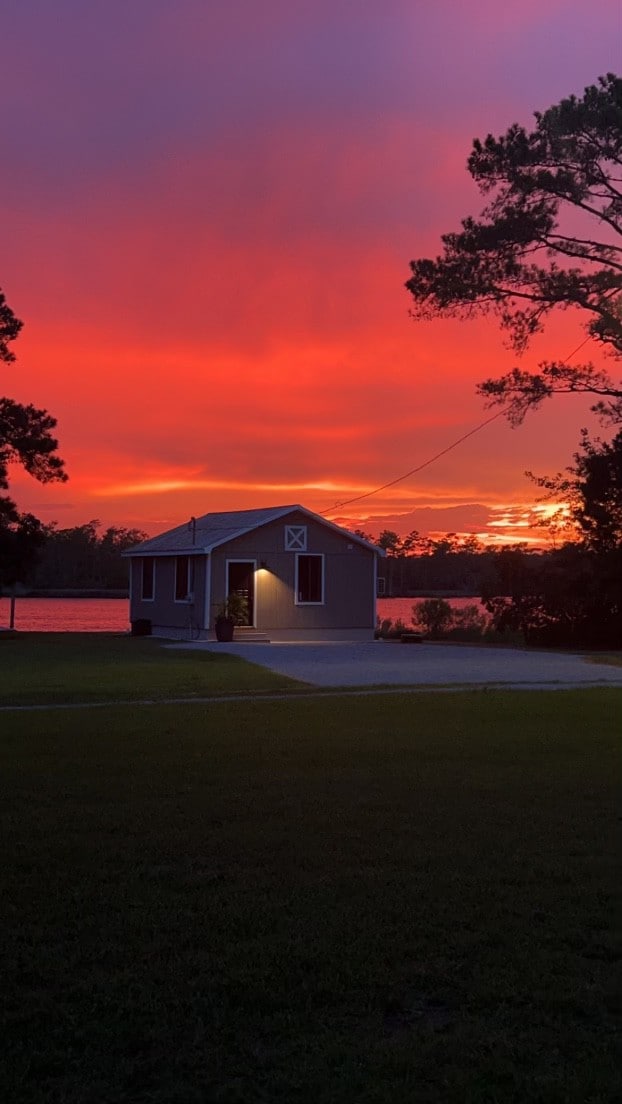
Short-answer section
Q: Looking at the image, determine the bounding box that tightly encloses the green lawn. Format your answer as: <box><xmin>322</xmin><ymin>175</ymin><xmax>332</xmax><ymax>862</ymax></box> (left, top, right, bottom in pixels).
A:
<box><xmin>0</xmin><ymin>632</ymin><xmax>301</xmax><ymax>704</ymax></box>
<box><xmin>2</xmin><ymin>673</ymin><xmax>621</xmax><ymax>1103</ymax></box>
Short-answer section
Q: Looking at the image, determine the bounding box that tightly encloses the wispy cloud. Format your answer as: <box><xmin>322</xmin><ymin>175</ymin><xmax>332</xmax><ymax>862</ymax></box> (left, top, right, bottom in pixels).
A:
<box><xmin>3</xmin><ymin>1</ymin><xmax>618</xmax><ymax>540</ymax></box>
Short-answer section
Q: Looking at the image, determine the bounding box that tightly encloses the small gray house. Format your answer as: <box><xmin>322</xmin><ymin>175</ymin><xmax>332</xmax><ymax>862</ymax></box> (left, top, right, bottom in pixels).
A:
<box><xmin>124</xmin><ymin>505</ymin><xmax>383</xmax><ymax>641</ymax></box>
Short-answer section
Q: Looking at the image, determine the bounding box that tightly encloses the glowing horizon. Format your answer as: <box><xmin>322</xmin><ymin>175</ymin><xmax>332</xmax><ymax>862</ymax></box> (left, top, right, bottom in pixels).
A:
<box><xmin>3</xmin><ymin>2</ymin><xmax>618</xmax><ymax>545</ymax></box>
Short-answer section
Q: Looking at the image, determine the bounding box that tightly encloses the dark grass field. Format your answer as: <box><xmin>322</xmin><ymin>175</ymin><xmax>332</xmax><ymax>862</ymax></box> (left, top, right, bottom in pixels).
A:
<box><xmin>2</xmin><ymin>674</ymin><xmax>621</xmax><ymax>1103</ymax></box>
<box><xmin>0</xmin><ymin>632</ymin><xmax>301</xmax><ymax>705</ymax></box>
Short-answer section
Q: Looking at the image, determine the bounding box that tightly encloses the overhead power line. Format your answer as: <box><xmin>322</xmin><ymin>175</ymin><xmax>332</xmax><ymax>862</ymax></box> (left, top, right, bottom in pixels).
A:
<box><xmin>322</xmin><ymin>410</ymin><xmax>504</xmax><ymax>513</ymax></box>
<box><xmin>321</xmin><ymin>335</ymin><xmax>594</xmax><ymax>515</ymax></box>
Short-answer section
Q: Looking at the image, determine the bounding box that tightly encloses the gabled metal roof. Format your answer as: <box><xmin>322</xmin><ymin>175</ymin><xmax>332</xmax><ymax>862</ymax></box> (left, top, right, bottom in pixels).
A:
<box><xmin>123</xmin><ymin>504</ymin><xmax>384</xmax><ymax>557</ymax></box>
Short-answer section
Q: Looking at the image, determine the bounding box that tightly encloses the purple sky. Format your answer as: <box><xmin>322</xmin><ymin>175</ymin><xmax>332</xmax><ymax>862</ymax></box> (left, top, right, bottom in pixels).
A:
<box><xmin>3</xmin><ymin>0</ymin><xmax>620</xmax><ymax>541</ymax></box>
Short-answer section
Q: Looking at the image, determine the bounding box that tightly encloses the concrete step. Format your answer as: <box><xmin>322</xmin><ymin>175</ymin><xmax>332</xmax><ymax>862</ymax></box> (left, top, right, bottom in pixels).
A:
<box><xmin>233</xmin><ymin>630</ymin><xmax>271</xmax><ymax>643</ymax></box>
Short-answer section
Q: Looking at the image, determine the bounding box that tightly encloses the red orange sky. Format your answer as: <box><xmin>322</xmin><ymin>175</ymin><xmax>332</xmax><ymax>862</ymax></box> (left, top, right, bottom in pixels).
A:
<box><xmin>3</xmin><ymin>0</ymin><xmax>620</xmax><ymax>544</ymax></box>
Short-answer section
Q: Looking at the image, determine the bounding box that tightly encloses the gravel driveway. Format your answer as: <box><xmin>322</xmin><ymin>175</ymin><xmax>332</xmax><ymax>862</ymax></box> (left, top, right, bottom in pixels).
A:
<box><xmin>180</xmin><ymin>640</ymin><xmax>622</xmax><ymax>689</ymax></box>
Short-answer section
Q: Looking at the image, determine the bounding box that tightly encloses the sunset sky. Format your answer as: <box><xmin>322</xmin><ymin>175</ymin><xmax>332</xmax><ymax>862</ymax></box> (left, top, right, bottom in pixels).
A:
<box><xmin>3</xmin><ymin>0</ymin><xmax>620</xmax><ymax>544</ymax></box>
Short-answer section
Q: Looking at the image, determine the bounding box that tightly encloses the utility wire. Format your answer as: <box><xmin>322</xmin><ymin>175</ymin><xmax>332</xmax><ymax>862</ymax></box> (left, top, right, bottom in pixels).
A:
<box><xmin>560</xmin><ymin>335</ymin><xmax>591</xmax><ymax>363</ymax></box>
<box><xmin>322</xmin><ymin>410</ymin><xmax>504</xmax><ymax>513</ymax></box>
<box><xmin>321</xmin><ymin>334</ymin><xmax>594</xmax><ymax>514</ymax></box>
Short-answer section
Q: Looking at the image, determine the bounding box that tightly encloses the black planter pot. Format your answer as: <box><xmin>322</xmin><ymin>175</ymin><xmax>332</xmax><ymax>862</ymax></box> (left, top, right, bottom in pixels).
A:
<box><xmin>131</xmin><ymin>618</ymin><xmax>152</xmax><ymax>637</ymax></box>
<box><xmin>215</xmin><ymin>616</ymin><xmax>235</xmax><ymax>642</ymax></box>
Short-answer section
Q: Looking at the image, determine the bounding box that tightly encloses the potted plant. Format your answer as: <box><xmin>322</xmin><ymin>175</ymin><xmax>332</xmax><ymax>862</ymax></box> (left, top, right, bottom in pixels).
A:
<box><xmin>214</xmin><ymin>593</ymin><xmax>249</xmax><ymax>642</ymax></box>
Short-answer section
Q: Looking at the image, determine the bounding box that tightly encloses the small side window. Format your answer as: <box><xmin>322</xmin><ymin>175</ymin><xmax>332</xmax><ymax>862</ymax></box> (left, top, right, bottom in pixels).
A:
<box><xmin>296</xmin><ymin>554</ymin><xmax>323</xmax><ymax>604</ymax></box>
<box><xmin>141</xmin><ymin>557</ymin><xmax>155</xmax><ymax>601</ymax></box>
<box><xmin>175</xmin><ymin>556</ymin><xmax>194</xmax><ymax>601</ymax></box>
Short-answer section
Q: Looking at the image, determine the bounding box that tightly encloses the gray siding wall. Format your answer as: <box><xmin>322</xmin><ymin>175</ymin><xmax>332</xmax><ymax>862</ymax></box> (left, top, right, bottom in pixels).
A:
<box><xmin>209</xmin><ymin>511</ymin><xmax>376</xmax><ymax>630</ymax></box>
<box><xmin>129</xmin><ymin>554</ymin><xmax>207</xmax><ymax>630</ymax></box>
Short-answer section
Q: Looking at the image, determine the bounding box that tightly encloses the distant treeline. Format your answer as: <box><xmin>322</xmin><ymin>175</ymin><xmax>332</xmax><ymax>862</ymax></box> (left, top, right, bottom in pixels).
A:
<box><xmin>8</xmin><ymin>521</ymin><xmax>560</xmax><ymax>596</ymax></box>
<box><xmin>361</xmin><ymin>530</ymin><xmax>504</xmax><ymax>596</ymax></box>
<box><xmin>22</xmin><ymin>523</ymin><xmax>510</xmax><ymax>595</ymax></box>
<box><xmin>23</xmin><ymin>520</ymin><xmax>147</xmax><ymax>592</ymax></box>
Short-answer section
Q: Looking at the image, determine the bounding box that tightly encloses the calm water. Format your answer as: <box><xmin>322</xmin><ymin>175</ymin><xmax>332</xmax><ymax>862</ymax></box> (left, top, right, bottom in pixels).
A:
<box><xmin>0</xmin><ymin>597</ymin><xmax>131</xmax><ymax>632</ymax></box>
<box><xmin>1</xmin><ymin>596</ymin><xmax>484</xmax><ymax>633</ymax></box>
<box><xmin>378</xmin><ymin>596</ymin><xmax>485</xmax><ymax>627</ymax></box>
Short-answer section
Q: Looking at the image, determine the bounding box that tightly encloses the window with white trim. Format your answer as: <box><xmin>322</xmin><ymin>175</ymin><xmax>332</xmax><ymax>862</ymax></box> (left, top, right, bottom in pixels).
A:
<box><xmin>175</xmin><ymin>556</ymin><xmax>194</xmax><ymax>601</ymax></box>
<box><xmin>141</xmin><ymin>557</ymin><xmax>155</xmax><ymax>601</ymax></box>
<box><xmin>296</xmin><ymin>553</ymin><xmax>323</xmax><ymax>604</ymax></box>
<box><xmin>285</xmin><ymin>525</ymin><xmax>307</xmax><ymax>551</ymax></box>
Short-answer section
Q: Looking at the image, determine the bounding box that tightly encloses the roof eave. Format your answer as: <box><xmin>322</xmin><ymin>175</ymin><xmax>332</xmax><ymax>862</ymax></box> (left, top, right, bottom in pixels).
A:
<box><xmin>122</xmin><ymin>546</ymin><xmax>211</xmax><ymax>557</ymax></box>
<box><xmin>121</xmin><ymin>503</ymin><xmax>384</xmax><ymax>557</ymax></box>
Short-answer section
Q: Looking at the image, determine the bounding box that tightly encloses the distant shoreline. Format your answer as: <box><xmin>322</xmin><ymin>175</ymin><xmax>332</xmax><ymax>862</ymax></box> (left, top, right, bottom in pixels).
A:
<box><xmin>397</xmin><ymin>591</ymin><xmax>480</xmax><ymax>598</ymax></box>
<box><xmin>3</xmin><ymin>590</ymin><xmax>483</xmax><ymax>601</ymax></box>
<box><xmin>2</xmin><ymin>591</ymin><xmax>482</xmax><ymax>602</ymax></box>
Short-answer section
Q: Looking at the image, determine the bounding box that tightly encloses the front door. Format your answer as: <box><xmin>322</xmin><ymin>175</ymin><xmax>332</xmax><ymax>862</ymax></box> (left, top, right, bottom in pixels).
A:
<box><xmin>227</xmin><ymin>561</ymin><xmax>255</xmax><ymax>626</ymax></box>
